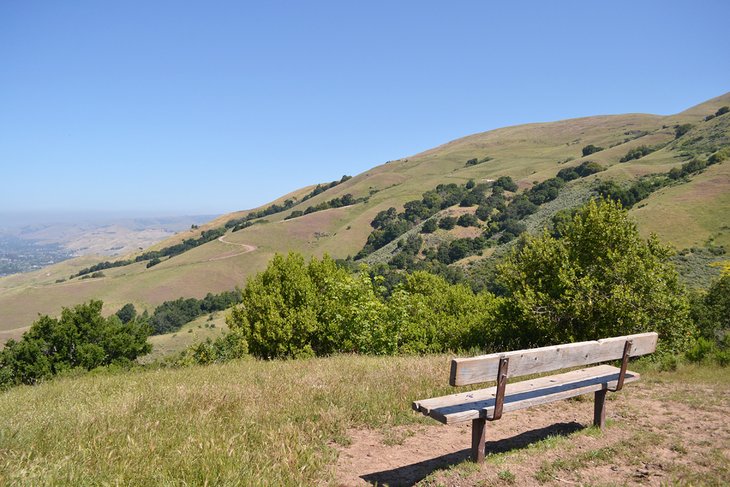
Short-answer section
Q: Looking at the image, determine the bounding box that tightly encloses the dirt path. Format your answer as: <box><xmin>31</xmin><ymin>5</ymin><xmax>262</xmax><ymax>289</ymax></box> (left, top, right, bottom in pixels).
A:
<box><xmin>206</xmin><ymin>235</ymin><xmax>257</xmax><ymax>262</ymax></box>
<box><xmin>335</xmin><ymin>377</ymin><xmax>730</xmax><ymax>486</ymax></box>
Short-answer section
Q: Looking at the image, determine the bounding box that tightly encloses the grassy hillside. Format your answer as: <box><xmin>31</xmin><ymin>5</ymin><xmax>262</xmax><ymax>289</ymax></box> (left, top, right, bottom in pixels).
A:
<box><xmin>1</xmin><ymin>93</ymin><xmax>728</xmax><ymax>334</ymax></box>
<box><xmin>0</xmin><ymin>356</ymin><xmax>727</xmax><ymax>485</ymax></box>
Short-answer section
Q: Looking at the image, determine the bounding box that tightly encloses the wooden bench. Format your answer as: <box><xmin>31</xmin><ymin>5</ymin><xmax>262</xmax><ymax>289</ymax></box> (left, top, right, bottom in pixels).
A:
<box><xmin>413</xmin><ymin>332</ymin><xmax>657</xmax><ymax>462</ymax></box>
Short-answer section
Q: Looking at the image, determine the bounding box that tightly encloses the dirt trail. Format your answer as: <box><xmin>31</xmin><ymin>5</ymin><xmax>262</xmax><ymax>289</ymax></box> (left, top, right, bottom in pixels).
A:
<box><xmin>335</xmin><ymin>378</ymin><xmax>730</xmax><ymax>486</ymax></box>
<box><xmin>206</xmin><ymin>235</ymin><xmax>257</xmax><ymax>262</ymax></box>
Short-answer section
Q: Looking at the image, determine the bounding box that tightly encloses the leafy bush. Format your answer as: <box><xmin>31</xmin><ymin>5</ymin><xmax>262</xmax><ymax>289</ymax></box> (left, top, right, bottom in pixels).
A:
<box><xmin>525</xmin><ymin>177</ymin><xmax>564</xmax><ymax>205</ymax></box>
<box><xmin>582</xmin><ymin>144</ymin><xmax>604</xmax><ymax>156</ymax></box>
<box><xmin>596</xmin><ymin>178</ymin><xmax>664</xmax><ymax>208</ymax></box>
<box><xmin>497</xmin><ymin>198</ymin><xmax>694</xmax><ymax>354</ymax></box>
<box><xmin>420</xmin><ymin>219</ymin><xmax>437</xmax><ymax>234</ymax></box>
<box><xmin>465</xmin><ymin>156</ymin><xmax>492</xmax><ymax>167</ymax></box>
<box><xmin>438</xmin><ymin>216</ymin><xmax>457</xmax><ymax>230</ymax></box>
<box><xmin>435</xmin><ymin>237</ymin><xmax>486</xmax><ymax>264</ymax></box>
<box><xmin>557</xmin><ymin>161</ymin><xmax>605</xmax><ymax>182</ymax></box>
<box><xmin>494</xmin><ymin>176</ymin><xmax>518</xmax><ymax>192</ymax></box>
<box><xmin>708</xmin><ymin>147</ymin><xmax>730</xmax><ymax>164</ymax></box>
<box><xmin>457</xmin><ymin>213</ymin><xmax>479</xmax><ymax>227</ymax></box>
<box><xmin>668</xmin><ymin>157</ymin><xmax>707</xmax><ymax>180</ymax></box>
<box><xmin>620</xmin><ymin>145</ymin><xmax>655</xmax><ymax>162</ymax></box>
<box><xmin>0</xmin><ymin>301</ymin><xmax>151</xmax><ymax>388</ymax></box>
<box><xmin>556</xmin><ymin>167</ymin><xmax>580</xmax><ymax>182</ymax></box>
<box><xmin>175</xmin><ymin>329</ymin><xmax>249</xmax><ymax>365</ymax></box>
<box><xmin>115</xmin><ymin>303</ymin><xmax>137</xmax><ymax>324</ymax></box>
<box><xmin>228</xmin><ymin>254</ymin><xmax>502</xmax><ymax>358</ymax></box>
<box><xmin>674</xmin><ymin>124</ymin><xmax>693</xmax><ymax>139</ymax></box>
<box><xmin>575</xmin><ymin>160</ymin><xmax>605</xmax><ymax>176</ymax></box>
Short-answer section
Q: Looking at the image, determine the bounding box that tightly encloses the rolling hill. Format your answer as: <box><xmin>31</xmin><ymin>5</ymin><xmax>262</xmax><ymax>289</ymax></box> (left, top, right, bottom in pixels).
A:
<box><xmin>1</xmin><ymin>92</ymin><xmax>728</xmax><ymax>340</ymax></box>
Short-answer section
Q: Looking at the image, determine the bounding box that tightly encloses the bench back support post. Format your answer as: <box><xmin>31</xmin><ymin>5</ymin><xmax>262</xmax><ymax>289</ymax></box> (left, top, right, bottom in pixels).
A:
<box><xmin>491</xmin><ymin>357</ymin><xmax>510</xmax><ymax>420</ymax></box>
<box><xmin>610</xmin><ymin>340</ymin><xmax>632</xmax><ymax>392</ymax></box>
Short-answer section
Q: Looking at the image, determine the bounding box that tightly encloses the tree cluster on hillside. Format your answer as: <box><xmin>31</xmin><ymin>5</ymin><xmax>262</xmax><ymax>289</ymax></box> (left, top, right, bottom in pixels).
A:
<box><xmin>354</xmin><ymin>182</ymin><xmax>488</xmax><ymax>258</ymax></box>
<box><xmin>556</xmin><ymin>161</ymin><xmax>605</xmax><ymax>181</ymax></box>
<box><xmin>229</xmin><ymin>199</ymin><xmax>695</xmax><ymax>360</ymax></box>
<box><xmin>704</xmin><ymin>105</ymin><xmax>729</xmax><ymax>121</ymax></box>
<box><xmin>225</xmin><ymin>175</ymin><xmax>352</xmax><ymax>230</ymax></box>
<box><xmin>620</xmin><ymin>145</ymin><xmax>656</xmax><ymax>162</ymax></box>
<box><xmin>465</xmin><ymin>156</ymin><xmax>493</xmax><ymax>167</ymax></box>
<box><xmin>357</xmin><ymin>162</ymin><xmax>608</xmax><ymax>270</ymax></box>
<box><xmin>0</xmin><ymin>301</ymin><xmax>151</xmax><ymax>388</ymax></box>
<box><xmin>135</xmin><ymin>228</ymin><xmax>226</xmax><ymax>263</ymax></box>
<box><xmin>285</xmin><ymin>193</ymin><xmax>366</xmax><ymax>220</ymax></box>
<box><xmin>674</xmin><ymin>124</ymin><xmax>694</xmax><ymax>139</ymax></box>
<box><xmin>599</xmin><ymin>150</ymin><xmax>725</xmax><ymax>208</ymax></box>
<box><xmin>149</xmin><ymin>290</ymin><xmax>242</xmax><ymax>335</ymax></box>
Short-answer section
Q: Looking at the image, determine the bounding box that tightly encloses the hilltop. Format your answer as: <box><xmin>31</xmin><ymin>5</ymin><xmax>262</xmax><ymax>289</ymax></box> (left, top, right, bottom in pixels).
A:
<box><xmin>0</xmin><ymin>92</ymin><xmax>728</xmax><ymax>337</ymax></box>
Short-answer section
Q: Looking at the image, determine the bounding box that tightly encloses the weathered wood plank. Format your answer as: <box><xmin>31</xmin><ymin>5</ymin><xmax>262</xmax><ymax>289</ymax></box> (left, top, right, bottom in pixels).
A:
<box><xmin>417</xmin><ymin>365</ymin><xmax>619</xmax><ymax>415</ymax></box>
<box><xmin>413</xmin><ymin>365</ymin><xmax>640</xmax><ymax>424</ymax></box>
<box><xmin>449</xmin><ymin>332</ymin><xmax>657</xmax><ymax>386</ymax></box>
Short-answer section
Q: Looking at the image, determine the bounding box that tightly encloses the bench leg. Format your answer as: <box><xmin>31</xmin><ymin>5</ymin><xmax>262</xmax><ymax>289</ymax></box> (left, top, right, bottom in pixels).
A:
<box><xmin>471</xmin><ymin>418</ymin><xmax>486</xmax><ymax>463</ymax></box>
<box><xmin>593</xmin><ymin>389</ymin><xmax>607</xmax><ymax>429</ymax></box>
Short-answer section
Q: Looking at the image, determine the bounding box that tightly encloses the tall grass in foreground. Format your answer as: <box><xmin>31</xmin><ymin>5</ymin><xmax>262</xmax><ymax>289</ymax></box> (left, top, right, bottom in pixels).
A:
<box><xmin>0</xmin><ymin>355</ymin><xmax>453</xmax><ymax>486</ymax></box>
<box><xmin>2</xmin><ymin>355</ymin><xmax>726</xmax><ymax>486</ymax></box>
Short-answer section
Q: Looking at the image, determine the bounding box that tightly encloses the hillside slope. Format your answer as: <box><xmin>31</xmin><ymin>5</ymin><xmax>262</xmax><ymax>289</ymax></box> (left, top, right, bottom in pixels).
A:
<box><xmin>1</xmin><ymin>93</ymin><xmax>728</xmax><ymax>333</ymax></box>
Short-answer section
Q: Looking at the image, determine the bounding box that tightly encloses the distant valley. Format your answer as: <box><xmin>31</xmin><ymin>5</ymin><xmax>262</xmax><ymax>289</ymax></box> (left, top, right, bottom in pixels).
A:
<box><xmin>0</xmin><ymin>213</ymin><xmax>217</xmax><ymax>276</ymax></box>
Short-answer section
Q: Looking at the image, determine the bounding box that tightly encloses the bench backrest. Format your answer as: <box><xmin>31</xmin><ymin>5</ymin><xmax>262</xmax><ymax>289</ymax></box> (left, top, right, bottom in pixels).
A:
<box><xmin>449</xmin><ymin>332</ymin><xmax>658</xmax><ymax>387</ymax></box>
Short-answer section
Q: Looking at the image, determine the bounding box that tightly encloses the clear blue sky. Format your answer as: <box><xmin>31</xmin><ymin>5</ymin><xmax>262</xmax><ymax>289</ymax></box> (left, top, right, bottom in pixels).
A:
<box><xmin>1</xmin><ymin>1</ymin><xmax>728</xmax><ymax>215</ymax></box>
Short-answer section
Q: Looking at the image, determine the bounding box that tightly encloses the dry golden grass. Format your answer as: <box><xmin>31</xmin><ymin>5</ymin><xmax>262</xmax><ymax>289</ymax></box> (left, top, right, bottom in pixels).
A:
<box><xmin>0</xmin><ymin>356</ymin><xmax>727</xmax><ymax>486</ymax></box>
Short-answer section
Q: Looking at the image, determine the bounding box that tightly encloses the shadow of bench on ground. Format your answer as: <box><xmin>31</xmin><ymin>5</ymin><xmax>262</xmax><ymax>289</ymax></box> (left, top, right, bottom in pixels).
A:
<box><xmin>360</xmin><ymin>421</ymin><xmax>584</xmax><ymax>487</ymax></box>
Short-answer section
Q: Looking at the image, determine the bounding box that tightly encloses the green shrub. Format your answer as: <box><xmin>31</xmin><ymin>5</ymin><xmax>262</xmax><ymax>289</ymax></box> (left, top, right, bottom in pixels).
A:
<box><xmin>0</xmin><ymin>301</ymin><xmax>151</xmax><ymax>388</ymax></box>
<box><xmin>620</xmin><ymin>145</ymin><xmax>655</xmax><ymax>162</ymax></box>
<box><xmin>708</xmin><ymin>147</ymin><xmax>729</xmax><ymax>164</ymax></box>
<box><xmin>457</xmin><ymin>213</ymin><xmax>480</xmax><ymax>227</ymax></box>
<box><xmin>494</xmin><ymin>176</ymin><xmax>518</xmax><ymax>192</ymax></box>
<box><xmin>227</xmin><ymin>253</ymin><xmax>503</xmax><ymax>358</ymax></box>
<box><xmin>176</xmin><ymin>329</ymin><xmax>249</xmax><ymax>365</ymax></box>
<box><xmin>674</xmin><ymin>124</ymin><xmax>693</xmax><ymax>139</ymax></box>
<box><xmin>582</xmin><ymin>144</ymin><xmax>604</xmax><ymax>157</ymax></box>
<box><xmin>497</xmin><ymin>199</ymin><xmax>694</xmax><ymax>353</ymax></box>
<box><xmin>420</xmin><ymin>219</ymin><xmax>437</xmax><ymax>233</ymax></box>
<box><xmin>438</xmin><ymin>216</ymin><xmax>457</xmax><ymax>230</ymax></box>
<box><xmin>685</xmin><ymin>337</ymin><xmax>716</xmax><ymax>363</ymax></box>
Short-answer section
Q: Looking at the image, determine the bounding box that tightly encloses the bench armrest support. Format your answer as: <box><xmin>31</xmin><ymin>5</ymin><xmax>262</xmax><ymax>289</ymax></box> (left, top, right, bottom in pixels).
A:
<box><xmin>492</xmin><ymin>357</ymin><xmax>510</xmax><ymax>420</ymax></box>
<box><xmin>609</xmin><ymin>340</ymin><xmax>632</xmax><ymax>392</ymax></box>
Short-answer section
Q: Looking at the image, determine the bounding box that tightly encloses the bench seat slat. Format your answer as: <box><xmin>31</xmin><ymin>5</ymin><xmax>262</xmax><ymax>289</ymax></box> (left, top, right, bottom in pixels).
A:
<box><xmin>413</xmin><ymin>364</ymin><xmax>639</xmax><ymax>424</ymax></box>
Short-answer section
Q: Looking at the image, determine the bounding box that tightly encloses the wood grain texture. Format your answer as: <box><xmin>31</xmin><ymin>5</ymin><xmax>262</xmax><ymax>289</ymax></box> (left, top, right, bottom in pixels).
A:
<box><xmin>414</xmin><ymin>364</ymin><xmax>640</xmax><ymax>424</ymax></box>
<box><xmin>449</xmin><ymin>332</ymin><xmax>657</xmax><ymax>386</ymax></box>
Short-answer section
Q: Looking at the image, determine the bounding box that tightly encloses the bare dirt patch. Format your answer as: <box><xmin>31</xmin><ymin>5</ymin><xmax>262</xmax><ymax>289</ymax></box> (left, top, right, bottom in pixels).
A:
<box><xmin>335</xmin><ymin>376</ymin><xmax>730</xmax><ymax>486</ymax></box>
